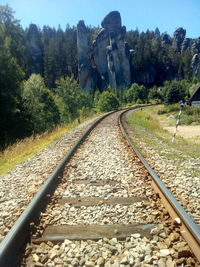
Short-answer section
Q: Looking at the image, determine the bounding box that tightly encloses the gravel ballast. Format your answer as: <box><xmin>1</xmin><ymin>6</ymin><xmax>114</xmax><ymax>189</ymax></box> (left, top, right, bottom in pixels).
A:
<box><xmin>0</xmin><ymin>117</ymin><xmax>100</xmax><ymax>243</ymax></box>
<box><xmin>125</xmin><ymin>109</ymin><xmax>200</xmax><ymax>228</ymax></box>
<box><xmin>22</xmin><ymin>111</ymin><xmax>198</xmax><ymax>267</ymax></box>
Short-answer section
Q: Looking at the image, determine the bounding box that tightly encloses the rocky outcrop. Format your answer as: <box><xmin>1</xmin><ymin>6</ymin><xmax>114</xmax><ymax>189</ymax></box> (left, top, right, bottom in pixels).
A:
<box><xmin>77</xmin><ymin>11</ymin><xmax>131</xmax><ymax>91</ymax></box>
<box><xmin>181</xmin><ymin>38</ymin><xmax>191</xmax><ymax>52</ymax></box>
<box><xmin>161</xmin><ymin>33</ymin><xmax>171</xmax><ymax>46</ymax></box>
<box><xmin>173</xmin><ymin>27</ymin><xmax>186</xmax><ymax>52</ymax></box>
<box><xmin>107</xmin><ymin>45</ymin><xmax>117</xmax><ymax>89</ymax></box>
<box><xmin>191</xmin><ymin>37</ymin><xmax>200</xmax><ymax>54</ymax></box>
<box><xmin>101</xmin><ymin>11</ymin><xmax>122</xmax><ymax>31</ymax></box>
<box><xmin>92</xmin><ymin>29</ymin><xmax>110</xmax><ymax>89</ymax></box>
<box><xmin>191</xmin><ymin>54</ymin><xmax>200</xmax><ymax>78</ymax></box>
<box><xmin>77</xmin><ymin>12</ymin><xmax>200</xmax><ymax>90</ymax></box>
<box><xmin>77</xmin><ymin>21</ymin><xmax>94</xmax><ymax>92</ymax></box>
<box><xmin>106</xmin><ymin>27</ymin><xmax>131</xmax><ymax>88</ymax></box>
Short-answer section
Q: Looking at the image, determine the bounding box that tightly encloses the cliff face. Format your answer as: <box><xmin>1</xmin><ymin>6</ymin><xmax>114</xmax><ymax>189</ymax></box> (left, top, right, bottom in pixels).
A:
<box><xmin>77</xmin><ymin>11</ymin><xmax>131</xmax><ymax>91</ymax></box>
<box><xmin>77</xmin><ymin>12</ymin><xmax>200</xmax><ymax>91</ymax></box>
<box><xmin>77</xmin><ymin>20</ymin><xmax>94</xmax><ymax>92</ymax></box>
<box><xmin>172</xmin><ymin>28</ymin><xmax>200</xmax><ymax>78</ymax></box>
<box><xmin>173</xmin><ymin>27</ymin><xmax>186</xmax><ymax>52</ymax></box>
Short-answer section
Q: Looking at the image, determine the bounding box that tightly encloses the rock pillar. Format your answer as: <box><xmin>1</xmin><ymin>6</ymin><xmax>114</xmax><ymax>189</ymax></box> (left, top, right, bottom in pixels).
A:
<box><xmin>77</xmin><ymin>20</ymin><xmax>93</xmax><ymax>91</ymax></box>
<box><xmin>77</xmin><ymin>11</ymin><xmax>131</xmax><ymax>91</ymax></box>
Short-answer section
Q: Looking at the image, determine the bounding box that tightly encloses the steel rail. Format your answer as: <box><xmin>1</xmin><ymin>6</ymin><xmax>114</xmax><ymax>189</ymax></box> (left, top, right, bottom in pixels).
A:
<box><xmin>119</xmin><ymin>108</ymin><xmax>200</xmax><ymax>262</ymax></box>
<box><xmin>0</xmin><ymin>110</ymin><xmax>119</xmax><ymax>267</ymax></box>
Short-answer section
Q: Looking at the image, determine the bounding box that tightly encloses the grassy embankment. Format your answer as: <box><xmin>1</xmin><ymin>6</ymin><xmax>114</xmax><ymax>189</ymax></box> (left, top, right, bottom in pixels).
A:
<box><xmin>0</xmin><ymin>113</ymin><xmax>101</xmax><ymax>175</ymax></box>
<box><xmin>125</xmin><ymin>105</ymin><xmax>200</xmax><ymax>161</ymax></box>
<box><xmin>0</xmin><ymin>103</ymin><xmax>140</xmax><ymax>176</ymax></box>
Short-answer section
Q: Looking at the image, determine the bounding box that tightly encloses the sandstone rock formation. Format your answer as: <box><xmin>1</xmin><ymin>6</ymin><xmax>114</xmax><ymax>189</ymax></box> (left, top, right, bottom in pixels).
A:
<box><xmin>77</xmin><ymin>20</ymin><xmax>94</xmax><ymax>91</ymax></box>
<box><xmin>191</xmin><ymin>37</ymin><xmax>200</xmax><ymax>54</ymax></box>
<box><xmin>191</xmin><ymin>54</ymin><xmax>200</xmax><ymax>78</ymax></box>
<box><xmin>161</xmin><ymin>33</ymin><xmax>171</xmax><ymax>46</ymax></box>
<box><xmin>77</xmin><ymin>12</ymin><xmax>200</xmax><ymax>90</ymax></box>
<box><xmin>181</xmin><ymin>38</ymin><xmax>191</xmax><ymax>52</ymax></box>
<box><xmin>92</xmin><ymin>29</ymin><xmax>109</xmax><ymax>89</ymax></box>
<box><xmin>173</xmin><ymin>27</ymin><xmax>186</xmax><ymax>52</ymax></box>
<box><xmin>77</xmin><ymin>11</ymin><xmax>131</xmax><ymax>91</ymax></box>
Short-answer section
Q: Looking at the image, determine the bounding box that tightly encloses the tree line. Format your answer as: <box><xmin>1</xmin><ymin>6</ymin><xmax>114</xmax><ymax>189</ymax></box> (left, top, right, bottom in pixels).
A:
<box><xmin>0</xmin><ymin>5</ymin><xmax>199</xmax><ymax>149</ymax></box>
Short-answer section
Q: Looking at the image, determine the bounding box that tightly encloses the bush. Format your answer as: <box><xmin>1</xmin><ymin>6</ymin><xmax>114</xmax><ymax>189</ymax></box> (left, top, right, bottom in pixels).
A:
<box><xmin>125</xmin><ymin>83</ymin><xmax>148</xmax><ymax>103</ymax></box>
<box><xmin>157</xmin><ymin>109</ymin><xmax>165</xmax><ymax>115</ymax></box>
<box><xmin>97</xmin><ymin>91</ymin><xmax>120</xmax><ymax>112</ymax></box>
<box><xmin>157</xmin><ymin>104</ymin><xmax>200</xmax><ymax>125</ymax></box>
<box><xmin>148</xmin><ymin>86</ymin><xmax>164</xmax><ymax>102</ymax></box>
<box><xmin>22</xmin><ymin>74</ymin><xmax>60</xmax><ymax>134</ymax></box>
<box><xmin>181</xmin><ymin>106</ymin><xmax>200</xmax><ymax>125</ymax></box>
<box><xmin>157</xmin><ymin>104</ymin><xmax>180</xmax><ymax>115</ymax></box>
<box><xmin>55</xmin><ymin>77</ymin><xmax>92</xmax><ymax>122</ymax></box>
<box><xmin>136</xmin><ymin>99</ymin><xmax>143</xmax><ymax>104</ymax></box>
<box><xmin>164</xmin><ymin>80</ymin><xmax>190</xmax><ymax>104</ymax></box>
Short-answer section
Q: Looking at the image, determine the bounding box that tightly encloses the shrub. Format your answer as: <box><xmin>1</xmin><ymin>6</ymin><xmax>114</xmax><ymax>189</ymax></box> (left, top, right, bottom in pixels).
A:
<box><xmin>125</xmin><ymin>83</ymin><xmax>148</xmax><ymax>103</ymax></box>
<box><xmin>55</xmin><ymin>77</ymin><xmax>92</xmax><ymax>122</ymax></box>
<box><xmin>148</xmin><ymin>86</ymin><xmax>164</xmax><ymax>102</ymax></box>
<box><xmin>157</xmin><ymin>104</ymin><xmax>180</xmax><ymax>115</ymax></box>
<box><xmin>164</xmin><ymin>80</ymin><xmax>190</xmax><ymax>104</ymax></box>
<box><xmin>22</xmin><ymin>74</ymin><xmax>60</xmax><ymax>134</ymax></box>
<box><xmin>157</xmin><ymin>104</ymin><xmax>200</xmax><ymax>125</ymax></box>
<box><xmin>97</xmin><ymin>91</ymin><xmax>120</xmax><ymax>112</ymax></box>
<box><xmin>181</xmin><ymin>106</ymin><xmax>200</xmax><ymax>125</ymax></box>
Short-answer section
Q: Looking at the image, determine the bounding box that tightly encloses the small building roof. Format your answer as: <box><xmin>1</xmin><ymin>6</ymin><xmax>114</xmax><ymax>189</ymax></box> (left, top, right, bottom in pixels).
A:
<box><xmin>190</xmin><ymin>84</ymin><xmax>200</xmax><ymax>102</ymax></box>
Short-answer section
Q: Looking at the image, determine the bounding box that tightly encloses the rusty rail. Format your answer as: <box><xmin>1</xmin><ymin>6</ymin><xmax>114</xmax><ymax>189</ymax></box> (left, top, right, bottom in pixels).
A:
<box><xmin>0</xmin><ymin>110</ymin><xmax>117</xmax><ymax>266</ymax></box>
<box><xmin>119</xmin><ymin>108</ymin><xmax>200</xmax><ymax>262</ymax></box>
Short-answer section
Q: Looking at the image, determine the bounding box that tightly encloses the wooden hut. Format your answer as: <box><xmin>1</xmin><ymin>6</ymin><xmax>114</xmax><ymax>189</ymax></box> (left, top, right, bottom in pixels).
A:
<box><xmin>190</xmin><ymin>85</ymin><xmax>200</xmax><ymax>107</ymax></box>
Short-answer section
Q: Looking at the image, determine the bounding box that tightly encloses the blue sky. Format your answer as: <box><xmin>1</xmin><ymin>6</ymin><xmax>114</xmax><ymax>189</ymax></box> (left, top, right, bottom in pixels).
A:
<box><xmin>1</xmin><ymin>0</ymin><xmax>200</xmax><ymax>38</ymax></box>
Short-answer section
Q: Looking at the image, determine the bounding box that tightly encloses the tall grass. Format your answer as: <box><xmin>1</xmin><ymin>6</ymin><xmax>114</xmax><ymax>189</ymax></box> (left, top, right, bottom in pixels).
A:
<box><xmin>0</xmin><ymin>113</ymin><xmax>100</xmax><ymax>175</ymax></box>
<box><xmin>128</xmin><ymin>109</ymin><xmax>160</xmax><ymax>132</ymax></box>
<box><xmin>181</xmin><ymin>106</ymin><xmax>200</xmax><ymax>125</ymax></box>
<box><xmin>125</xmin><ymin>106</ymin><xmax>200</xmax><ymax>159</ymax></box>
<box><xmin>157</xmin><ymin>104</ymin><xmax>200</xmax><ymax>125</ymax></box>
<box><xmin>157</xmin><ymin>104</ymin><xmax>180</xmax><ymax>114</ymax></box>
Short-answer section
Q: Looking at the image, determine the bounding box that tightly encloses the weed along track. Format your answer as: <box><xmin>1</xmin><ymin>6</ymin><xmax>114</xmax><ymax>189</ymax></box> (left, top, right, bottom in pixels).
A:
<box><xmin>0</xmin><ymin>108</ymin><xmax>199</xmax><ymax>266</ymax></box>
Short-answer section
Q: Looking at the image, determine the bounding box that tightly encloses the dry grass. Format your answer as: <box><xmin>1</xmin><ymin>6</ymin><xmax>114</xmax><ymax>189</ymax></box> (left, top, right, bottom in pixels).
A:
<box><xmin>125</xmin><ymin>105</ymin><xmax>200</xmax><ymax>159</ymax></box>
<box><xmin>0</xmin><ymin>113</ymin><xmax>100</xmax><ymax>175</ymax></box>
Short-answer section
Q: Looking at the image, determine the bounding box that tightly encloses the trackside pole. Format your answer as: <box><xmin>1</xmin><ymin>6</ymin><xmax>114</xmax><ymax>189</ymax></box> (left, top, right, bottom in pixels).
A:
<box><xmin>172</xmin><ymin>101</ymin><xmax>185</xmax><ymax>143</ymax></box>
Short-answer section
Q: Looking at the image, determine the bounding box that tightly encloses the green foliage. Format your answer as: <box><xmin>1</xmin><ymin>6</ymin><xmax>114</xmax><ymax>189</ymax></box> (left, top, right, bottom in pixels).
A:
<box><xmin>126</xmin><ymin>106</ymin><xmax>200</xmax><ymax>162</ymax></box>
<box><xmin>26</xmin><ymin>24</ymin><xmax>43</xmax><ymax>75</ymax></box>
<box><xmin>0</xmin><ymin>5</ymin><xmax>27</xmax><ymax>72</ymax></box>
<box><xmin>164</xmin><ymin>80</ymin><xmax>190</xmax><ymax>104</ymax></box>
<box><xmin>97</xmin><ymin>91</ymin><xmax>120</xmax><ymax>112</ymax></box>
<box><xmin>181</xmin><ymin>106</ymin><xmax>200</xmax><ymax>125</ymax></box>
<box><xmin>125</xmin><ymin>83</ymin><xmax>148</xmax><ymax>103</ymax></box>
<box><xmin>166</xmin><ymin>85</ymin><xmax>182</xmax><ymax>104</ymax></box>
<box><xmin>22</xmin><ymin>74</ymin><xmax>59</xmax><ymax>134</ymax></box>
<box><xmin>126</xmin><ymin>109</ymin><xmax>160</xmax><ymax>132</ymax></box>
<box><xmin>189</xmin><ymin>82</ymin><xmax>200</xmax><ymax>95</ymax></box>
<box><xmin>148</xmin><ymin>86</ymin><xmax>164</xmax><ymax>102</ymax></box>
<box><xmin>157</xmin><ymin>104</ymin><xmax>180</xmax><ymax>114</ymax></box>
<box><xmin>42</xmin><ymin>25</ymin><xmax>77</xmax><ymax>87</ymax></box>
<box><xmin>0</xmin><ymin>6</ymin><xmax>26</xmax><ymax>148</ymax></box>
<box><xmin>1</xmin><ymin>4</ymin><xmax>200</xmax><ymax>150</ymax></box>
<box><xmin>55</xmin><ymin>77</ymin><xmax>92</xmax><ymax>122</ymax></box>
<box><xmin>157</xmin><ymin>104</ymin><xmax>200</xmax><ymax>125</ymax></box>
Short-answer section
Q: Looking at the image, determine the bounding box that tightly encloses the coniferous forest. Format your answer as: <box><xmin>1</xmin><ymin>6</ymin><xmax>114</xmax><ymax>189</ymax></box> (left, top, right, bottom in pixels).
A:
<box><xmin>0</xmin><ymin>5</ymin><xmax>200</xmax><ymax>149</ymax></box>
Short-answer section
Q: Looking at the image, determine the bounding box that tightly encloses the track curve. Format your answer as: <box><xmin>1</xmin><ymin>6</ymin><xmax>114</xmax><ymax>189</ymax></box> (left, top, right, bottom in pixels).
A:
<box><xmin>0</xmin><ymin>106</ymin><xmax>199</xmax><ymax>266</ymax></box>
<box><xmin>119</xmin><ymin>108</ymin><xmax>200</xmax><ymax>263</ymax></box>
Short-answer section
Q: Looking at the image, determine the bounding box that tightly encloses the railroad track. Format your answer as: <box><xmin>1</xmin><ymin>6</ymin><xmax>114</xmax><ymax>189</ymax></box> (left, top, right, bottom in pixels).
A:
<box><xmin>0</xmin><ymin>107</ymin><xmax>199</xmax><ymax>266</ymax></box>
